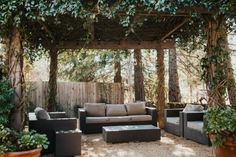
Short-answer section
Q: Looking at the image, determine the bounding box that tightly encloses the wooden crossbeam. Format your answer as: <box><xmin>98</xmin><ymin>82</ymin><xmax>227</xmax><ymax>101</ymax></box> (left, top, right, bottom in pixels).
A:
<box><xmin>51</xmin><ymin>40</ymin><xmax>175</xmax><ymax>49</ymax></box>
<box><xmin>161</xmin><ymin>18</ymin><xmax>189</xmax><ymax>41</ymax></box>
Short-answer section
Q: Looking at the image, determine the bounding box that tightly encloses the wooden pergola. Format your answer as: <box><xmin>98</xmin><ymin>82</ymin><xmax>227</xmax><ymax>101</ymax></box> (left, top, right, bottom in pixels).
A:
<box><xmin>8</xmin><ymin>5</ymin><xmax>231</xmax><ymax>130</ymax></box>
<box><xmin>20</xmin><ymin>10</ymin><xmax>211</xmax><ymax>128</ymax></box>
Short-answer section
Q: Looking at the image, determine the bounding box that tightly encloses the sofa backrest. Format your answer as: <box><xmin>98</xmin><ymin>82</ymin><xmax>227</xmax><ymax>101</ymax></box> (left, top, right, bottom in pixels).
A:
<box><xmin>84</xmin><ymin>103</ymin><xmax>106</xmax><ymax>116</ymax></box>
<box><xmin>125</xmin><ymin>102</ymin><xmax>146</xmax><ymax>115</ymax></box>
<box><xmin>106</xmin><ymin>104</ymin><xmax>127</xmax><ymax>116</ymax></box>
<box><xmin>84</xmin><ymin>102</ymin><xmax>147</xmax><ymax>117</ymax></box>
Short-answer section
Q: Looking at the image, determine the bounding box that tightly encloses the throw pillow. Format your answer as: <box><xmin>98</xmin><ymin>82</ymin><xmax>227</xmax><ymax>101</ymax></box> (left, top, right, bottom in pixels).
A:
<box><xmin>125</xmin><ymin>102</ymin><xmax>146</xmax><ymax>115</ymax></box>
<box><xmin>34</xmin><ymin>107</ymin><xmax>50</xmax><ymax>120</ymax></box>
<box><xmin>84</xmin><ymin>103</ymin><xmax>106</xmax><ymax>116</ymax></box>
<box><xmin>106</xmin><ymin>104</ymin><xmax>127</xmax><ymax>116</ymax></box>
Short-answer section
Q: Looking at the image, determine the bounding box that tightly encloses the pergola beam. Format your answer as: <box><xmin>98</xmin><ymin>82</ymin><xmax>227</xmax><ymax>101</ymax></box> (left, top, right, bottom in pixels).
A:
<box><xmin>161</xmin><ymin>18</ymin><xmax>189</xmax><ymax>41</ymax></box>
<box><xmin>52</xmin><ymin>40</ymin><xmax>175</xmax><ymax>49</ymax></box>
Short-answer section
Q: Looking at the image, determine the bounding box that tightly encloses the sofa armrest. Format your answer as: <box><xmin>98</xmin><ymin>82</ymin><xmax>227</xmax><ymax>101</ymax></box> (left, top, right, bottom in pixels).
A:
<box><xmin>164</xmin><ymin>108</ymin><xmax>184</xmax><ymax>117</ymax></box>
<box><xmin>146</xmin><ymin>107</ymin><xmax>157</xmax><ymax>126</ymax></box>
<box><xmin>49</xmin><ymin>112</ymin><xmax>67</xmax><ymax>118</ymax></box>
<box><xmin>183</xmin><ymin>111</ymin><xmax>205</xmax><ymax>122</ymax></box>
<box><xmin>29</xmin><ymin>118</ymin><xmax>77</xmax><ymax>132</ymax></box>
<box><xmin>78</xmin><ymin>108</ymin><xmax>86</xmax><ymax>132</ymax></box>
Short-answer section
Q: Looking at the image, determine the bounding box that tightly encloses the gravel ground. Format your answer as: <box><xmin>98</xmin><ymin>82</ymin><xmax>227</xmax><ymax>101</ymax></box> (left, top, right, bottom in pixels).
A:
<box><xmin>80</xmin><ymin>131</ymin><xmax>213</xmax><ymax>157</ymax></box>
<box><xmin>43</xmin><ymin>131</ymin><xmax>213</xmax><ymax>157</ymax></box>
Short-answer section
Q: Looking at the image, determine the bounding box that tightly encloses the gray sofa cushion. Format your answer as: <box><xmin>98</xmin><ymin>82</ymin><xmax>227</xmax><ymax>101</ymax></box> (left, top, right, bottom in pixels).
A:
<box><xmin>86</xmin><ymin>117</ymin><xmax>110</xmax><ymax>124</ymax></box>
<box><xmin>107</xmin><ymin>116</ymin><xmax>131</xmax><ymax>123</ymax></box>
<box><xmin>84</xmin><ymin>103</ymin><xmax>106</xmax><ymax>117</ymax></box>
<box><xmin>166</xmin><ymin>117</ymin><xmax>179</xmax><ymax>125</ymax></box>
<box><xmin>125</xmin><ymin>103</ymin><xmax>146</xmax><ymax>115</ymax></box>
<box><xmin>34</xmin><ymin>107</ymin><xmax>50</xmax><ymax>120</ymax></box>
<box><xmin>128</xmin><ymin>115</ymin><xmax>152</xmax><ymax>122</ymax></box>
<box><xmin>106</xmin><ymin>104</ymin><xmax>127</xmax><ymax>116</ymax></box>
<box><xmin>187</xmin><ymin>121</ymin><xmax>203</xmax><ymax>131</ymax></box>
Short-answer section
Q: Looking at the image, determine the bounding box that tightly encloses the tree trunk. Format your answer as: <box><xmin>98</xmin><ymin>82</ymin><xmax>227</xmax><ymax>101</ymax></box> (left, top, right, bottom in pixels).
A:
<box><xmin>168</xmin><ymin>48</ymin><xmax>181</xmax><ymax>102</ymax></box>
<box><xmin>114</xmin><ymin>61</ymin><xmax>122</xmax><ymax>83</ymax></box>
<box><xmin>48</xmin><ymin>47</ymin><xmax>58</xmax><ymax>111</ymax></box>
<box><xmin>8</xmin><ymin>27</ymin><xmax>24</xmax><ymax>131</ymax></box>
<box><xmin>156</xmin><ymin>46</ymin><xmax>165</xmax><ymax>128</ymax></box>
<box><xmin>218</xmin><ymin>27</ymin><xmax>236</xmax><ymax>106</ymax></box>
<box><xmin>226</xmin><ymin>54</ymin><xmax>236</xmax><ymax>106</ymax></box>
<box><xmin>205</xmin><ymin>16</ymin><xmax>227</xmax><ymax>106</ymax></box>
<box><xmin>134</xmin><ymin>49</ymin><xmax>145</xmax><ymax>101</ymax></box>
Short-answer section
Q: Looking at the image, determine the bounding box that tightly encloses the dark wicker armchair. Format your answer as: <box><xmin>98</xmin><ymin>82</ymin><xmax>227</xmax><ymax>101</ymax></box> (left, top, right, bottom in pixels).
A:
<box><xmin>183</xmin><ymin>111</ymin><xmax>210</xmax><ymax>145</ymax></box>
<box><xmin>28</xmin><ymin>112</ymin><xmax>77</xmax><ymax>154</ymax></box>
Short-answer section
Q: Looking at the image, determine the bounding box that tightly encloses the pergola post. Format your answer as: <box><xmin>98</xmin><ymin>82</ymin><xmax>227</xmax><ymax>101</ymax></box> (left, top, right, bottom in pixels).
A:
<box><xmin>48</xmin><ymin>46</ymin><xmax>58</xmax><ymax>111</ymax></box>
<box><xmin>134</xmin><ymin>49</ymin><xmax>145</xmax><ymax>101</ymax></box>
<box><xmin>156</xmin><ymin>45</ymin><xmax>165</xmax><ymax>128</ymax></box>
<box><xmin>168</xmin><ymin>46</ymin><xmax>181</xmax><ymax>102</ymax></box>
<box><xmin>8</xmin><ymin>27</ymin><xmax>24</xmax><ymax>131</ymax></box>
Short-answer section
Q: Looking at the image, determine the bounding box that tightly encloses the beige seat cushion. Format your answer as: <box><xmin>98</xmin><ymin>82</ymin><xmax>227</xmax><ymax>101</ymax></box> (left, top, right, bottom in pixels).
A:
<box><xmin>84</xmin><ymin>103</ymin><xmax>106</xmax><ymax>117</ymax></box>
<box><xmin>106</xmin><ymin>104</ymin><xmax>127</xmax><ymax>116</ymax></box>
<box><xmin>107</xmin><ymin>116</ymin><xmax>131</xmax><ymax>123</ymax></box>
<box><xmin>86</xmin><ymin>117</ymin><xmax>110</xmax><ymax>124</ymax></box>
<box><xmin>125</xmin><ymin>103</ymin><xmax>146</xmax><ymax>115</ymax></box>
<box><xmin>166</xmin><ymin>117</ymin><xmax>179</xmax><ymax>125</ymax></box>
<box><xmin>187</xmin><ymin>121</ymin><xmax>204</xmax><ymax>131</ymax></box>
<box><xmin>128</xmin><ymin>115</ymin><xmax>152</xmax><ymax>122</ymax></box>
<box><xmin>34</xmin><ymin>107</ymin><xmax>50</xmax><ymax>120</ymax></box>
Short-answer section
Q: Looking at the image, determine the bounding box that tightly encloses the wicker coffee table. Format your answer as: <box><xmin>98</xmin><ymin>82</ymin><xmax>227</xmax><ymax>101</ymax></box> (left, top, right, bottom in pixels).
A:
<box><xmin>102</xmin><ymin>125</ymin><xmax>160</xmax><ymax>143</ymax></box>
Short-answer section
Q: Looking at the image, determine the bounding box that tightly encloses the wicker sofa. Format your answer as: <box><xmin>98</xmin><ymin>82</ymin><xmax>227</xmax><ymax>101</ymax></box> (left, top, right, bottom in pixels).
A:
<box><xmin>164</xmin><ymin>108</ymin><xmax>184</xmax><ymax>136</ymax></box>
<box><xmin>78</xmin><ymin>103</ymin><xmax>157</xmax><ymax>134</ymax></box>
<box><xmin>28</xmin><ymin>112</ymin><xmax>77</xmax><ymax>154</ymax></box>
<box><xmin>183</xmin><ymin>111</ymin><xmax>210</xmax><ymax>145</ymax></box>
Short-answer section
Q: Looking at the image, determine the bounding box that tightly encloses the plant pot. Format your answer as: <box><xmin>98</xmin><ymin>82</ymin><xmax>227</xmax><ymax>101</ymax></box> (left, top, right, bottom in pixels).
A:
<box><xmin>210</xmin><ymin>134</ymin><xmax>236</xmax><ymax>157</ymax></box>
<box><xmin>4</xmin><ymin>148</ymin><xmax>42</xmax><ymax>157</ymax></box>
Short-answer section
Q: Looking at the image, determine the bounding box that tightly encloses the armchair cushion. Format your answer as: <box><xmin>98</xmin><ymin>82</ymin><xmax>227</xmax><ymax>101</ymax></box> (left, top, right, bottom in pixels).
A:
<box><xmin>166</xmin><ymin>117</ymin><xmax>180</xmax><ymax>125</ymax></box>
<box><xmin>187</xmin><ymin>121</ymin><xmax>203</xmax><ymax>131</ymax></box>
<box><xmin>34</xmin><ymin>107</ymin><xmax>50</xmax><ymax>120</ymax></box>
<box><xmin>125</xmin><ymin>103</ymin><xmax>146</xmax><ymax>115</ymax></box>
<box><xmin>106</xmin><ymin>104</ymin><xmax>127</xmax><ymax>116</ymax></box>
<box><xmin>84</xmin><ymin>103</ymin><xmax>106</xmax><ymax>117</ymax></box>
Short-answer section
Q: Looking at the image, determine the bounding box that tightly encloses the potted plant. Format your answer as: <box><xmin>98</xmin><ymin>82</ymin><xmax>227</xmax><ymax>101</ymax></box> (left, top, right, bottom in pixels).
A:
<box><xmin>0</xmin><ymin>79</ymin><xmax>49</xmax><ymax>157</ymax></box>
<box><xmin>204</xmin><ymin>106</ymin><xmax>236</xmax><ymax>157</ymax></box>
<box><xmin>0</xmin><ymin>125</ymin><xmax>49</xmax><ymax>157</ymax></box>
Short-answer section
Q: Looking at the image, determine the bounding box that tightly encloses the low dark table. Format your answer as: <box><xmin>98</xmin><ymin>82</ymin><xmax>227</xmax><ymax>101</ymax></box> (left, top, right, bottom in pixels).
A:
<box><xmin>55</xmin><ymin>129</ymin><xmax>82</xmax><ymax>157</ymax></box>
<box><xmin>103</xmin><ymin>125</ymin><xmax>160</xmax><ymax>143</ymax></box>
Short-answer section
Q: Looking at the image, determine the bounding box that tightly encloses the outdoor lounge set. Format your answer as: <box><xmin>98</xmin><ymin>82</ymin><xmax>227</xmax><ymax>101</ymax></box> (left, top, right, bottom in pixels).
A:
<box><xmin>28</xmin><ymin>102</ymin><xmax>160</xmax><ymax>156</ymax></box>
<box><xmin>28</xmin><ymin>103</ymin><xmax>210</xmax><ymax>156</ymax></box>
<box><xmin>164</xmin><ymin>104</ymin><xmax>210</xmax><ymax>145</ymax></box>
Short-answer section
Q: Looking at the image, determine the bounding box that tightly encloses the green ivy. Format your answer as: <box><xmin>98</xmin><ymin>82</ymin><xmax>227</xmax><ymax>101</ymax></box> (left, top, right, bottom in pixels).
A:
<box><xmin>204</xmin><ymin>106</ymin><xmax>236</xmax><ymax>146</ymax></box>
<box><xmin>0</xmin><ymin>78</ymin><xmax>14</xmax><ymax>126</ymax></box>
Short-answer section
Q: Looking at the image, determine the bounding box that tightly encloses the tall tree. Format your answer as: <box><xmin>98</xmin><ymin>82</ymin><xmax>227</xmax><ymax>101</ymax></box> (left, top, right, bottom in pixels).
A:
<box><xmin>156</xmin><ymin>46</ymin><xmax>165</xmax><ymax>128</ymax></box>
<box><xmin>48</xmin><ymin>47</ymin><xmax>58</xmax><ymax>111</ymax></box>
<box><xmin>134</xmin><ymin>49</ymin><xmax>145</xmax><ymax>101</ymax></box>
<box><xmin>226</xmin><ymin>54</ymin><xmax>236</xmax><ymax>106</ymax></box>
<box><xmin>203</xmin><ymin>16</ymin><xmax>228</xmax><ymax>106</ymax></box>
<box><xmin>8</xmin><ymin>27</ymin><xmax>24</xmax><ymax>131</ymax></box>
<box><xmin>168</xmin><ymin>48</ymin><xmax>181</xmax><ymax>102</ymax></box>
<box><xmin>114</xmin><ymin>61</ymin><xmax>122</xmax><ymax>83</ymax></box>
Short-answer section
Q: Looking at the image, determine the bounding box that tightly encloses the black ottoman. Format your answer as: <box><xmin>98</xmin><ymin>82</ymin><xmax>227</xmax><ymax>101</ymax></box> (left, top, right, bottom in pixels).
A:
<box><xmin>103</xmin><ymin>125</ymin><xmax>161</xmax><ymax>143</ymax></box>
<box><xmin>55</xmin><ymin>129</ymin><xmax>82</xmax><ymax>156</ymax></box>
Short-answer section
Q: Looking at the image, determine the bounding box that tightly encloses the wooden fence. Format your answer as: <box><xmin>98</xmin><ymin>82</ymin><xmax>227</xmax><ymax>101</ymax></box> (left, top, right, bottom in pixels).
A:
<box><xmin>27</xmin><ymin>81</ymin><xmax>124</xmax><ymax>116</ymax></box>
